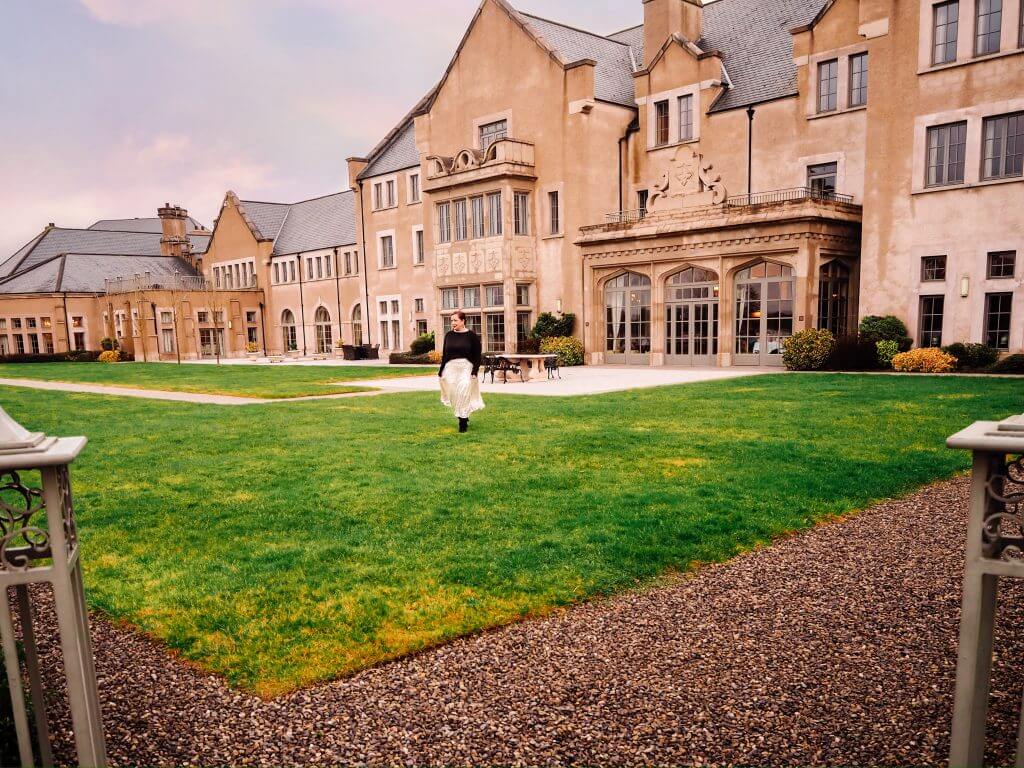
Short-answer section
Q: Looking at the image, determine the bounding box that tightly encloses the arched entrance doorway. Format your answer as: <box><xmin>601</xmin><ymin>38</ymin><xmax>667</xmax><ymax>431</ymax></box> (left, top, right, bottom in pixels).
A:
<box><xmin>604</xmin><ymin>271</ymin><xmax>651</xmax><ymax>365</ymax></box>
<box><xmin>281</xmin><ymin>309</ymin><xmax>297</xmax><ymax>352</ymax></box>
<box><xmin>351</xmin><ymin>304</ymin><xmax>363</xmax><ymax>345</ymax></box>
<box><xmin>734</xmin><ymin>261</ymin><xmax>795</xmax><ymax>366</ymax></box>
<box><xmin>665</xmin><ymin>266</ymin><xmax>720</xmax><ymax>366</ymax></box>
<box><xmin>314</xmin><ymin>307</ymin><xmax>332</xmax><ymax>353</ymax></box>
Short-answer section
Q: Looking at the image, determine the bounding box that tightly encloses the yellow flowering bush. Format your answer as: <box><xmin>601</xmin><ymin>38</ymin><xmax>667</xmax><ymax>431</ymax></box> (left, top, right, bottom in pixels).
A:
<box><xmin>427</xmin><ymin>350</ymin><xmax>442</xmax><ymax>364</ymax></box>
<box><xmin>891</xmin><ymin>347</ymin><xmax>956</xmax><ymax>373</ymax></box>
<box><xmin>540</xmin><ymin>336</ymin><xmax>584</xmax><ymax>366</ymax></box>
<box><xmin>97</xmin><ymin>350</ymin><xmax>121</xmax><ymax>363</ymax></box>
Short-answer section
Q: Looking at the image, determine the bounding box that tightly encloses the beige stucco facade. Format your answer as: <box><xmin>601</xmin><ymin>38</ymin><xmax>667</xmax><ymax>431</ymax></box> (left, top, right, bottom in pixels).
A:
<box><xmin>2</xmin><ymin>0</ymin><xmax>1022</xmax><ymax>364</ymax></box>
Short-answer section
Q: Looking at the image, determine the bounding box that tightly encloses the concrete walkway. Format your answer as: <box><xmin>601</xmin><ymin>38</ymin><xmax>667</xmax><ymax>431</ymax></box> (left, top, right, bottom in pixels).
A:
<box><xmin>0</xmin><ymin>367</ymin><xmax>769</xmax><ymax>404</ymax></box>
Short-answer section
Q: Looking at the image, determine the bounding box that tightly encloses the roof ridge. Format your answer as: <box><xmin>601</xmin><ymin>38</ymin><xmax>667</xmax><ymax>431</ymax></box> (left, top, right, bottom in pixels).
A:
<box><xmin>0</xmin><ymin>252</ymin><xmax>63</xmax><ymax>285</ymax></box>
<box><xmin>519</xmin><ymin>12</ymin><xmax>630</xmax><ymax>46</ymax></box>
<box><xmin>606</xmin><ymin>22</ymin><xmax>643</xmax><ymax>37</ymax></box>
<box><xmin>290</xmin><ymin>189</ymin><xmax>354</xmax><ymax>205</ymax></box>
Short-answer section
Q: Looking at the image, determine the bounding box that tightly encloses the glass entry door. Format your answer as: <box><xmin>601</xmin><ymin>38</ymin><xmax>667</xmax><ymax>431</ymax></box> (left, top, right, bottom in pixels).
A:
<box><xmin>665</xmin><ymin>267</ymin><xmax>720</xmax><ymax>366</ymax></box>
<box><xmin>734</xmin><ymin>262</ymin><xmax>794</xmax><ymax>366</ymax></box>
<box><xmin>604</xmin><ymin>272</ymin><xmax>651</xmax><ymax>365</ymax></box>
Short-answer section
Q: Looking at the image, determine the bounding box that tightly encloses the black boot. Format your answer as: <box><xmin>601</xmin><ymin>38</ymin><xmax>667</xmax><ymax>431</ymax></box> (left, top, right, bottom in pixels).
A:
<box><xmin>458</xmin><ymin>418</ymin><xmax>468</xmax><ymax>433</ymax></box>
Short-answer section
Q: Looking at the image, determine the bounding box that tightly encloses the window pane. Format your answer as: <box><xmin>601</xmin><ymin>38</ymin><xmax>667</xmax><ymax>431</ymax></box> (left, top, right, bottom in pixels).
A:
<box><xmin>678</xmin><ymin>94</ymin><xmax>693</xmax><ymax>141</ymax></box>
<box><xmin>655</xmin><ymin>100</ymin><xmax>669</xmax><ymax>145</ymax></box>
<box><xmin>480</xmin><ymin>120</ymin><xmax>508</xmax><ymax>150</ymax></box>
<box><xmin>807</xmin><ymin>162</ymin><xmax>838</xmax><ymax>196</ymax></box>
<box><xmin>463</xmin><ymin>286</ymin><xmax>480</xmax><ymax>308</ymax></box>
<box><xmin>514</xmin><ymin>192</ymin><xmax>530</xmax><ymax>235</ymax></box>
<box><xmin>817</xmin><ymin>60</ymin><xmax>838</xmax><ymax>112</ymax></box>
<box><xmin>933</xmin><ymin>0</ymin><xmax>959</xmax><ymax>64</ymax></box>
<box><xmin>437</xmin><ymin>202</ymin><xmax>451</xmax><ymax>242</ymax></box>
<box><xmin>975</xmin><ymin>0</ymin><xmax>1002</xmax><ymax>55</ymax></box>
<box><xmin>471</xmin><ymin>196</ymin><xmax>485</xmax><ymax>238</ymax></box>
<box><xmin>454</xmin><ymin>199</ymin><xmax>468</xmax><ymax>240</ymax></box>
<box><xmin>919</xmin><ymin>295</ymin><xmax>945</xmax><ymax>347</ymax></box>
<box><xmin>849</xmin><ymin>52</ymin><xmax>868</xmax><ymax>107</ymax></box>
<box><xmin>921</xmin><ymin>255</ymin><xmax>947</xmax><ymax>281</ymax></box>
<box><xmin>984</xmin><ymin>292</ymin><xmax>1013</xmax><ymax>349</ymax></box>
<box><xmin>485</xmin><ymin>313</ymin><xmax>505</xmax><ymax>353</ymax></box>
<box><xmin>516</xmin><ymin>283</ymin><xmax>530</xmax><ymax>305</ymax></box>
<box><xmin>487</xmin><ymin>192</ymin><xmax>503</xmax><ymax>236</ymax></box>
<box><xmin>987</xmin><ymin>250</ymin><xmax>1016</xmax><ymax>278</ymax></box>
<box><xmin>548</xmin><ymin>191</ymin><xmax>560</xmax><ymax>234</ymax></box>
<box><xmin>926</xmin><ymin>122</ymin><xmax>967</xmax><ymax>185</ymax></box>
<box><xmin>983</xmin><ymin>113</ymin><xmax>1024</xmax><ymax>180</ymax></box>
<box><xmin>485</xmin><ymin>284</ymin><xmax>504</xmax><ymax>307</ymax></box>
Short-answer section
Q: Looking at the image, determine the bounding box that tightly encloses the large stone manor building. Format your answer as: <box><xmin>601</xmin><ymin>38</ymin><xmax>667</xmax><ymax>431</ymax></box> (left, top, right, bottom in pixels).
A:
<box><xmin>1</xmin><ymin>0</ymin><xmax>1022</xmax><ymax>366</ymax></box>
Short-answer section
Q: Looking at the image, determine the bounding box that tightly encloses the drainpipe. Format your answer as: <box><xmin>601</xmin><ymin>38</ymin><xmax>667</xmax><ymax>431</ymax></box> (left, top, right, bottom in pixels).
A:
<box><xmin>296</xmin><ymin>254</ymin><xmax>308</xmax><ymax>356</ymax></box>
<box><xmin>61</xmin><ymin>292</ymin><xmax>72</xmax><ymax>354</ymax></box>
<box><xmin>259</xmin><ymin>301</ymin><xmax>268</xmax><ymax>355</ymax></box>
<box><xmin>746</xmin><ymin>106</ymin><xmax>755</xmax><ymax>199</ymax></box>
<box><xmin>357</xmin><ymin>179</ymin><xmax>372</xmax><ymax>345</ymax></box>
<box><xmin>617</xmin><ymin>119</ymin><xmax>640</xmax><ymax>213</ymax></box>
<box><xmin>333</xmin><ymin>247</ymin><xmax>343</xmax><ymax>344</ymax></box>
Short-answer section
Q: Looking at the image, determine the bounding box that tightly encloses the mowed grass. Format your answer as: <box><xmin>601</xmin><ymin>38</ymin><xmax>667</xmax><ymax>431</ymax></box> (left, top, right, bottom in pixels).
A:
<box><xmin>2</xmin><ymin>374</ymin><xmax>1020</xmax><ymax>696</ymax></box>
<box><xmin>0</xmin><ymin>362</ymin><xmax>431</xmax><ymax>399</ymax></box>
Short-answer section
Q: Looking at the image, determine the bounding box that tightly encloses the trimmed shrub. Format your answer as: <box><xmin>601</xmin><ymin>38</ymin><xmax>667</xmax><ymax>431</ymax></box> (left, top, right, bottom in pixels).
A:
<box><xmin>781</xmin><ymin>328</ymin><xmax>835</xmax><ymax>371</ymax></box>
<box><xmin>876</xmin><ymin>340</ymin><xmax>900</xmax><ymax>368</ymax></box>
<box><xmin>532</xmin><ymin>312</ymin><xmax>576</xmax><ymax>338</ymax></box>
<box><xmin>824</xmin><ymin>334</ymin><xmax>879</xmax><ymax>371</ymax></box>
<box><xmin>0</xmin><ymin>351</ymin><xmax>100</xmax><ymax>364</ymax></box>
<box><xmin>988</xmin><ymin>354</ymin><xmax>1024</xmax><ymax>374</ymax></box>
<box><xmin>388</xmin><ymin>352</ymin><xmax>435</xmax><ymax>365</ymax></box>
<box><xmin>539</xmin><ymin>336</ymin><xmax>584</xmax><ymax>366</ymax></box>
<box><xmin>97</xmin><ymin>350</ymin><xmax>121</xmax><ymax>363</ymax></box>
<box><xmin>859</xmin><ymin>315</ymin><xmax>912</xmax><ymax>351</ymax></box>
<box><xmin>410</xmin><ymin>332</ymin><xmax>436</xmax><ymax>355</ymax></box>
<box><xmin>99</xmin><ymin>337</ymin><xmax>118</xmax><ymax>351</ymax></box>
<box><xmin>942</xmin><ymin>342</ymin><xmax>999</xmax><ymax>370</ymax></box>
<box><xmin>891</xmin><ymin>347</ymin><xmax>956</xmax><ymax>373</ymax></box>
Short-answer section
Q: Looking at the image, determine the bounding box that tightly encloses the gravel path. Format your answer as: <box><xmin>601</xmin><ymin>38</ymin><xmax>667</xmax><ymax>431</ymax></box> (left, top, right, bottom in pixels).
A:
<box><xmin>25</xmin><ymin>476</ymin><xmax>1024</xmax><ymax>766</ymax></box>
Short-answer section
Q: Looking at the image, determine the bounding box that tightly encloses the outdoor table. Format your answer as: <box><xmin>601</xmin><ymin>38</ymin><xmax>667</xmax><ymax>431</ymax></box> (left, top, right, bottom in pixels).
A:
<box><xmin>498</xmin><ymin>353</ymin><xmax>557</xmax><ymax>382</ymax></box>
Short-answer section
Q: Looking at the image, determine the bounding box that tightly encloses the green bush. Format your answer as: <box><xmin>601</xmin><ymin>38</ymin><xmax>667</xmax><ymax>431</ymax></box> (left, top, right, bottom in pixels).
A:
<box><xmin>0</xmin><ymin>351</ymin><xmax>100</xmax><ymax>364</ymax></box>
<box><xmin>99</xmin><ymin>337</ymin><xmax>118</xmax><ymax>351</ymax></box>
<box><xmin>876</xmin><ymin>340</ymin><xmax>900</xmax><ymax>368</ymax></box>
<box><xmin>409</xmin><ymin>332</ymin><xmax>436</xmax><ymax>355</ymax></box>
<box><xmin>781</xmin><ymin>329</ymin><xmax>835</xmax><ymax>370</ymax></box>
<box><xmin>532</xmin><ymin>312</ymin><xmax>576</xmax><ymax>338</ymax></box>
<box><xmin>388</xmin><ymin>352</ymin><xmax>436</xmax><ymax>365</ymax></box>
<box><xmin>859</xmin><ymin>315</ymin><xmax>912</xmax><ymax>351</ymax></box>
<box><xmin>943</xmin><ymin>342</ymin><xmax>999</xmax><ymax>370</ymax></box>
<box><xmin>988</xmin><ymin>354</ymin><xmax>1024</xmax><ymax>374</ymax></box>
<box><xmin>540</xmin><ymin>336</ymin><xmax>584</xmax><ymax>366</ymax></box>
<box><xmin>517</xmin><ymin>337</ymin><xmax>541</xmax><ymax>354</ymax></box>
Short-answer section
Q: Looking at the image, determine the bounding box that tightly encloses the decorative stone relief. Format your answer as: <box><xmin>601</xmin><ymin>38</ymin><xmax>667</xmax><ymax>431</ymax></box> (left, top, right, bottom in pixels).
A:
<box><xmin>648</xmin><ymin>146</ymin><xmax>728</xmax><ymax>212</ymax></box>
<box><xmin>486</xmin><ymin>250</ymin><xmax>500</xmax><ymax>272</ymax></box>
<box><xmin>516</xmin><ymin>248</ymin><xmax>532</xmax><ymax>271</ymax></box>
<box><xmin>469</xmin><ymin>250</ymin><xmax>483</xmax><ymax>273</ymax></box>
<box><xmin>436</xmin><ymin>255</ymin><xmax>451</xmax><ymax>276</ymax></box>
<box><xmin>453</xmin><ymin>253</ymin><xmax>468</xmax><ymax>274</ymax></box>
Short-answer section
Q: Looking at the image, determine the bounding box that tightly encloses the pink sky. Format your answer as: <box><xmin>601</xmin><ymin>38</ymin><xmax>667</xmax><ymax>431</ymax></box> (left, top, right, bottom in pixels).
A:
<box><xmin>0</xmin><ymin>1</ymin><xmax>639</xmax><ymax>256</ymax></box>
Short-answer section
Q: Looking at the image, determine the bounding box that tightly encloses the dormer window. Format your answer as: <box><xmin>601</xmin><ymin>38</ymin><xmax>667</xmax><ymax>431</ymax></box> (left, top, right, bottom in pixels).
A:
<box><xmin>480</xmin><ymin>120</ymin><xmax>508</xmax><ymax>151</ymax></box>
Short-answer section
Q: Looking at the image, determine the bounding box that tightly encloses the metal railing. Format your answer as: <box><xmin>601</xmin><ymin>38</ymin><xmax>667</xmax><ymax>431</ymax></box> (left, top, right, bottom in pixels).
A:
<box><xmin>597</xmin><ymin>187</ymin><xmax>855</xmax><ymax>228</ymax></box>
<box><xmin>105</xmin><ymin>272</ymin><xmax>257</xmax><ymax>295</ymax></box>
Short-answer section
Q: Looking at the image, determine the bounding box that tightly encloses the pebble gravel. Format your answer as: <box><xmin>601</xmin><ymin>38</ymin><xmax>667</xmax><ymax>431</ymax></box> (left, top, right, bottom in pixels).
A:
<box><xmin>24</xmin><ymin>476</ymin><xmax>1024</xmax><ymax>766</ymax></box>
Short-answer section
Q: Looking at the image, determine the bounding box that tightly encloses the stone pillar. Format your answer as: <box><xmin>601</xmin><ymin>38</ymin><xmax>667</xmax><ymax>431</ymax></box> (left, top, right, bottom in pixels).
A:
<box><xmin>0</xmin><ymin>408</ymin><xmax>106</xmax><ymax>767</ymax></box>
<box><xmin>947</xmin><ymin>413</ymin><xmax>1024</xmax><ymax>767</ymax></box>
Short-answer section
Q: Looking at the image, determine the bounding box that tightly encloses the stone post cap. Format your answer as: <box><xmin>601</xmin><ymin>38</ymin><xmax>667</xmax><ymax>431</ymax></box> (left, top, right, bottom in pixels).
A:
<box><xmin>0</xmin><ymin>407</ymin><xmax>86</xmax><ymax>469</ymax></box>
<box><xmin>948</xmin><ymin>414</ymin><xmax>1024</xmax><ymax>453</ymax></box>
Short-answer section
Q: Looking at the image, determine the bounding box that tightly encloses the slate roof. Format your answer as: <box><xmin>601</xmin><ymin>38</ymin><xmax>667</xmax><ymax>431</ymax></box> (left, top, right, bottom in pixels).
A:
<box><xmin>358</xmin><ymin>120</ymin><xmax>420</xmax><ymax>181</ymax></box>
<box><xmin>0</xmin><ymin>253</ymin><xmax>198</xmax><ymax>295</ymax></box>
<box><xmin>89</xmin><ymin>216</ymin><xmax>207</xmax><ymax>233</ymax></box>
<box><xmin>519</xmin><ymin>13</ymin><xmax>638</xmax><ymax>106</ymax></box>
<box><xmin>239</xmin><ymin>191</ymin><xmax>356</xmax><ymax>256</ymax></box>
<box><xmin>0</xmin><ymin>227</ymin><xmax>210</xmax><ymax>278</ymax></box>
<box><xmin>702</xmin><ymin>0</ymin><xmax>826</xmax><ymax>112</ymax></box>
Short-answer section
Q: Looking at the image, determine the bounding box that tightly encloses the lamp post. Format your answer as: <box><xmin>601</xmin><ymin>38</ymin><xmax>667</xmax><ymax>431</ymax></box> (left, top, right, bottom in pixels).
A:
<box><xmin>947</xmin><ymin>412</ymin><xmax>1024</xmax><ymax>767</ymax></box>
<box><xmin>0</xmin><ymin>408</ymin><xmax>106</xmax><ymax>767</ymax></box>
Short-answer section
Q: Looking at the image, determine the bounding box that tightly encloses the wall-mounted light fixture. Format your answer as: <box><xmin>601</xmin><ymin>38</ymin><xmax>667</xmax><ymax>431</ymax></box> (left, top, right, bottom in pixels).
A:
<box><xmin>556</xmin><ymin>298</ymin><xmax>563</xmax><ymax>313</ymax></box>
<box><xmin>960</xmin><ymin>276</ymin><xmax>970</xmax><ymax>298</ymax></box>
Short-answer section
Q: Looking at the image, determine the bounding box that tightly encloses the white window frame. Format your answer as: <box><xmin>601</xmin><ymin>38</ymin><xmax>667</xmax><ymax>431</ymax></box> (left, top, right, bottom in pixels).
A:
<box><xmin>378</xmin><ymin>231</ymin><xmax>397</xmax><ymax>270</ymax></box>
<box><xmin>371</xmin><ymin>174</ymin><xmax>399</xmax><ymax>211</ymax></box>
<box><xmin>407</xmin><ymin>171</ymin><xmax>421</xmax><ymax>204</ymax></box>
<box><xmin>412</xmin><ymin>226</ymin><xmax>425</xmax><ymax>265</ymax></box>
<box><xmin>375</xmin><ymin>294</ymin><xmax>402</xmax><ymax>351</ymax></box>
<box><xmin>644</xmin><ymin>84</ymin><xmax>701</xmax><ymax>149</ymax></box>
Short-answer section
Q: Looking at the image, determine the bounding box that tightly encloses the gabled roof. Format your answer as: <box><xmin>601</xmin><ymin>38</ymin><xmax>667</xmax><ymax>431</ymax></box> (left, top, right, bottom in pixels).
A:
<box><xmin>0</xmin><ymin>227</ymin><xmax>210</xmax><ymax>279</ymax></box>
<box><xmin>358</xmin><ymin>120</ymin><xmax>420</xmax><ymax>180</ymax></box>
<box><xmin>702</xmin><ymin>0</ymin><xmax>827</xmax><ymax>112</ymax></box>
<box><xmin>0</xmin><ymin>253</ymin><xmax>198</xmax><ymax>295</ymax></box>
<box><xmin>519</xmin><ymin>13</ymin><xmax>637</xmax><ymax>105</ymax></box>
<box><xmin>89</xmin><ymin>216</ymin><xmax>207</xmax><ymax>233</ymax></box>
<box><xmin>237</xmin><ymin>191</ymin><xmax>356</xmax><ymax>256</ymax></box>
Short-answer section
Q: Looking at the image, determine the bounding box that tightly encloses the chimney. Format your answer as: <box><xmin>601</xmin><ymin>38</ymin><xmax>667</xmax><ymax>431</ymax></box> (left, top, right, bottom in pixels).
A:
<box><xmin>158</xmin><ymin>203</ymin><xmax>196</xmax><ymax>268</ymax></box>
<box><xmin>643</xmin><ymin>0</ymin><xmax>703</xmax><ymax>68</ymax></box>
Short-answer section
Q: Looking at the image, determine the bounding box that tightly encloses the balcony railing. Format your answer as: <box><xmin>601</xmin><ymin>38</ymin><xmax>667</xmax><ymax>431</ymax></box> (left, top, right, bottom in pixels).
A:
<box><xmin>104</xmin><ymin>272</ymin><xmax>258</xmax><ymax>295</ymax></box>
<box><xmin>599</xmin><ymin>187</ymin><xmax>855</xmax><ymax>227</ymax></box>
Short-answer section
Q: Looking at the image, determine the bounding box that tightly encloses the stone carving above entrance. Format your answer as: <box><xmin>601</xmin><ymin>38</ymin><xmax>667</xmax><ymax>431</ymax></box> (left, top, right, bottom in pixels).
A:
<box><xmin>648</xmin><ymin>146</ymin><xmax>728</xmax><ymax>212</ymax></box>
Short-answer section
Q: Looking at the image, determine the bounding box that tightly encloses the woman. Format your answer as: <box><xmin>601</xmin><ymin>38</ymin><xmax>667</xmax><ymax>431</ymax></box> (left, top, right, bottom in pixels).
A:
<box><xmin>438</xmin><ymin>311</ymin><xmax>484</xmax><ymax>433</ymax></box>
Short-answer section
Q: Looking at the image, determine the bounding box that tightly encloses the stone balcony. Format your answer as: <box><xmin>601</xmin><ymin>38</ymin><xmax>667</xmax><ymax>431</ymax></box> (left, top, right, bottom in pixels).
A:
<box><xmin>577</xmin><ymin>187</ymin><xmax>863</xmax><ymax>246</ymax></box>
<box><xmin>423</xmin><ymin>138</ymin><xmax>536</xmax><ymax>191</ymax></box>
<box><xmin>104</xmin><ymin>272</ymin><xmax>259</xmax><ymax>295</ymax></box>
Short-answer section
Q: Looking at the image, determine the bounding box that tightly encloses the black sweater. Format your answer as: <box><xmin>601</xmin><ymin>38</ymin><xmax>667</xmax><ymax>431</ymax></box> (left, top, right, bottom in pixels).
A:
<box><xmin>438</xmin><ymin>329</ymin><xmax>482</xmax><ymax>377</ymax></box>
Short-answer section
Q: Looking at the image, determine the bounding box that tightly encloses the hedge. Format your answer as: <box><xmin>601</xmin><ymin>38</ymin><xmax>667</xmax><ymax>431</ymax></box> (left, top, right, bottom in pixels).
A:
<box><xmin>388</xmin><ymin>351</ymin><xmax>440</xmax><ymax>365</ymax></box>
<box><xmin>0</xmin><ymin>351</ymin><xmax>101</xmax><ymax>364</ymax></box>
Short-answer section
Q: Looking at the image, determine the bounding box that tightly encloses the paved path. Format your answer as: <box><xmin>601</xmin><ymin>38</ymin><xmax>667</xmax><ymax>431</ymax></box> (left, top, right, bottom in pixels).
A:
<box><xmin>36</xmin><ymin>476</ymin><xmax>1023</xmax><ymax>766</ymax></box>
<box><xmin>0</xmin><ymin>366</ymin><xmax>767</xmax><ymax>404</ymax></box>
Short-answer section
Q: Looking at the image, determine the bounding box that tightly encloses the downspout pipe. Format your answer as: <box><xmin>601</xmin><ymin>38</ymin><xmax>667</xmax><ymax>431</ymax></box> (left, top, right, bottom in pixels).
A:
<box><xmin>357</xmin><ymin>179</ymin><xmax>372</xmax><ymax>345</ymax></box>
<box><xmin>333</xmin><ymin>247</ymin><xmax>343</xmax><ymax>345</ymax></box>
<box><xmin>259</xmin><ymin>301</ymin><xmax>268</xmax><ymax>355</ymax></box>
<box><xmin>296</xmin><ymin>253</ymin><xmax>308</xmax><ymax>356</ymax></box>
<box><xmin>617</xmin><ymin>118</ymin><xmax>640</xmax><ymax>213</ymax></box>
<box><xmin>61</xmin><ymin>292</ymin><xmax>72</xmax><ymax>353</ymax></box>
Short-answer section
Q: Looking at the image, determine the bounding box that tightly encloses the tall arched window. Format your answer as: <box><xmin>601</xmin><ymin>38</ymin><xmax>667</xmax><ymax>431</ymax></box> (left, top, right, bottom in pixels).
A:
<box><xmin>604</xmin><ymin>271</ymin><xmax>651</xmax><ymax>365</ymax></box>
<box><xmin>351</xmin><ymin>305</ymin><xmax>363</xmax><ymax>345</ymax></box>
<box><xmin>817</xmin><ymin>260</ymin><xmax>851</xmax><ymax>337</ymax></box>
<box><xmin>734</xmin><ymin>261</ymin><xmax>795</xmax><ymax>366</ymax></box>
<box><xmin>281</xmin><ymin>309</ymin><xmax>297</xmax><ymax>352</ymax></box>
<box><xmin>665</xmin><ymin>266</ymin><xmax>720</xmax><ymax>365</ymax></box>
<box><xmin>314</xmin><ymin>306</ymin><xmax>332</xmax><ymax>353</ymax></box>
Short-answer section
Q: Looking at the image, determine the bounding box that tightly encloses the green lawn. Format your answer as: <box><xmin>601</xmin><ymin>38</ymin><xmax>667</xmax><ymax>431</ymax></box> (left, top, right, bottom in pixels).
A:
<box><xmin>2</xmin><ymin>375</ymin><xmax>1019</xmax><ymax>697</ymax></box>
<box><xmin>0</xmin><ymin>362</ymin><xmax>431</xmax><ymax>399</ymax></box>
